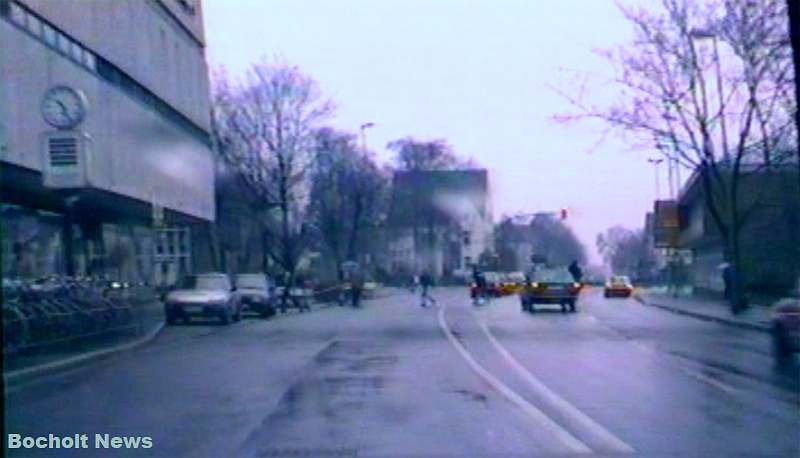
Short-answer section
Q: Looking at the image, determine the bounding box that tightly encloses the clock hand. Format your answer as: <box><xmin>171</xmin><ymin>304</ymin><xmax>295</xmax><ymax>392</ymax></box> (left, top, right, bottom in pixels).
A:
<box><xmin>56</xmin><ymin>100</ymin><xmax>69</xmax><ymax>118</ymax></box>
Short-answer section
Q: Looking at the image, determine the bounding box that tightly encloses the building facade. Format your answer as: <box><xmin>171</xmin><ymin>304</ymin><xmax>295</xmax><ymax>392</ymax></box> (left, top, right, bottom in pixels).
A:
<box><xmin>674</xmin><ymin>165</ymin><xmax>799</xmax><ymax>294</ymax></box>
<box><xmin>385</xmin><ymin>169</ymin><xmax>493</xmax><ymax>280</ymax></box>
<box><xmin>1</xmin><ymin>0</ymin><xmax>215</xmax><ymax>285</ymax></box>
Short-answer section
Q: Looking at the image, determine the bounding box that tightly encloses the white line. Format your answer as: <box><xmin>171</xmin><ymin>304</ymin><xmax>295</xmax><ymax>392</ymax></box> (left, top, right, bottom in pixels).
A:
<box><xmin>436</xmin><ymin>305</ymin><xmax>593</xmax><ymax>455</ymax></box>
<box><xmin>477</xmin><ymin>319</ymin><xmax>636</xmax><ymax>454</ymax></box>
<box><xmin>680</xmin><ymin>367</ymin><xmax>738</xmax><ymax>394</ymax></box>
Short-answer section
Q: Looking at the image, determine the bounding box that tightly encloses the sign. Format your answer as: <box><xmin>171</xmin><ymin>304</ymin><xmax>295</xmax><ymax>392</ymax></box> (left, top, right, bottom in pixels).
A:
<box><xmin>654</xmin><ymin>200</ymin><xmax>680</xmax><ymax>248</ymax></box>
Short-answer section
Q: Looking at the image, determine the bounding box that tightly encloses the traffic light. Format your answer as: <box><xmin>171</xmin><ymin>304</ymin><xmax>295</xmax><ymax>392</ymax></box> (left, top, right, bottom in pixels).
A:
<box><xmin>560</xmin><ymin>208</ymin><xmax>568</xmax><ymax>220</ymax></box>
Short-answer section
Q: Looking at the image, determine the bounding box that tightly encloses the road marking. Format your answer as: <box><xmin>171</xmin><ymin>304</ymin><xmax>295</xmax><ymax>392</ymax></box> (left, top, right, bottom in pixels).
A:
<box><xmin>437</xmin><ymin>304</ymin><xmax>592</xmax><ymax>455</ymax></box>
<box><xmin>680</xmin><ymin>367</ymin><xmax>738</xmax><ymax>394</ymax></box>
<box><xmin>477</xmin><ymin>318</ymin><xmax>636</xmax><ymax>455</ymax></box>
<box><xmin>583</xmin><ymin>296</ymin><xmax>740</xmax><ymax>396</ymax></box>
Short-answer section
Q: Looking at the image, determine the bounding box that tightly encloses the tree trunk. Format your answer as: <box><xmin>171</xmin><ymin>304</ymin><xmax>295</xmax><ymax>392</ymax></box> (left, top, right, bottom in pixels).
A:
<box><xmin>787</xmin><ymin>0</ymin><xmax>800</xmax><ymax>199</ymax></box>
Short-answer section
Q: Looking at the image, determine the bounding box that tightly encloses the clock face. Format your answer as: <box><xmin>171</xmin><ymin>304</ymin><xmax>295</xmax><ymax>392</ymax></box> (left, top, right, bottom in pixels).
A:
<box><xmin>41</xmin><ymin>85</ymin><xmax>87</xmax><ymax>129</ymax></box>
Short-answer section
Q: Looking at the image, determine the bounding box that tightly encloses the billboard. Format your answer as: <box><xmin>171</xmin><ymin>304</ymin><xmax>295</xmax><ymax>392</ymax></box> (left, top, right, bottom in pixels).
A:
<box><xmin>653</xmin><ymin>200</ymin><xmax>680</xmax><ymax>248</ymax></box>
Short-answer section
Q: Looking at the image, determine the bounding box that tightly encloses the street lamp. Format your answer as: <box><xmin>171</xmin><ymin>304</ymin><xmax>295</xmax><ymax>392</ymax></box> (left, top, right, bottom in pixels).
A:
<box><xmin>359</xmin><ymin>122</ymin><xmax>375</xmax><ymax>154</ymax></box>
<box><xmin>689</xmin><ymin>27</ymin><xmax>729</xmax><ymax>162</ymax></box>
<box><xmin>647</xmin><ymin>158</ymin><xmax>664</xmax><ymax>199</ymax></box>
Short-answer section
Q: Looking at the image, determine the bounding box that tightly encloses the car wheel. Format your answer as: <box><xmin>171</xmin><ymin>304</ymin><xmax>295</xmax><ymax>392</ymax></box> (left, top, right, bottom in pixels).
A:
<box><xmin>234</xmin><ymin>305</ymin><xmax>242</xmax><ymax>322</ymax></box>
<box><xmin>773</xmin><ymin>326</ymin><xmax>791</xmax><ymax>361</ymax></box>
<box><xmin>569</xmin><ymin>300</ymin><xmax>577</xmax><ymax>313</ymax></box>
<box><xmin>166</xmin><ymin>314</ymin><xmax>177</xmax><ymax>325</ymax></box>
<box><xmin>220</xmin><ymin>309</ymin><xmax>231</xmax><ymax>325</ymax></box>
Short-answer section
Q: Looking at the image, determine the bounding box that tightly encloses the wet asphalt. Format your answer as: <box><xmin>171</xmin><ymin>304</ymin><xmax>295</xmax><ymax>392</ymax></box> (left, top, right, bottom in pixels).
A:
<box><xmin>4</xmin><ymin>287</ymin><xmax>799</xmax><ymax>458</ymax></box>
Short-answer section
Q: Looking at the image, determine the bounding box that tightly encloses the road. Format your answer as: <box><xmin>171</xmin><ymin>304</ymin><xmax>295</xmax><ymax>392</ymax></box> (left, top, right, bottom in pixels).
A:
<box><xmin>5</xmin><ymin>287</ymin><xmax>799</xmax><ymax>457</ymax></box>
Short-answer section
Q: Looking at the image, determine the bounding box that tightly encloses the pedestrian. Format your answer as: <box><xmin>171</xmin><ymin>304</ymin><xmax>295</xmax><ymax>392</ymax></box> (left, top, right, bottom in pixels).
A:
<box><xmin>721</xmin><ymin>263</ymin><xmax>732</xmax><ymax>303</ymax></box>
<box><xmin>420</xmin><ymin>270</ymin><xmax>436</xmax><ymax>307</ymax></box>
<box><xmin>350</xmin><ymin>266</ymin><xmax>364</xmax><ymax>308</ymax></box>
<box><xmin>472</xmin><ymin>266</ymin><xmax>488</xmax><ymax>304</ymax></box>
<box><xmin>568</xmin><ymin>260</ymin><xmax>583</xmax><ymax>283</ymax></box>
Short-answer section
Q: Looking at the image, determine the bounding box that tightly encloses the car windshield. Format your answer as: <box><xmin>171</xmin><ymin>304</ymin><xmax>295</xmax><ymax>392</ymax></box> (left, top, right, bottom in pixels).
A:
<box><xmin>531</xmin><ymin>268</ymin><xmax>574</xmax><ymax>283</ymax></box>
<box><xmin>611</xmin><ymin>276</ymin><xmax>631</xmax><ymax>285</ymax></box>
<box><xmin>236</xmin><ymin>274</ymin><xmax>267</xmax><ymax>289</ymax></box>
<box><xmin>195</xmin><ymin>275</ymin><xmax>229</xmax><ymax>290</ymax></box>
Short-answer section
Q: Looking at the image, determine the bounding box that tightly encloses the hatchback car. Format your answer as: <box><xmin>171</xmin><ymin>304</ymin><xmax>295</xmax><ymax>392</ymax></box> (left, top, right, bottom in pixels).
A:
<box><xmin>235</xmin><ymin>273</ymin><xmax>275</xmax><ymax>318</ymax></box>
<box><xmin>604</xmin><ymin>275</ymin><xmax>633</xmax><ymax>298</ymax></box>
<box><xmin>520</xmin><ymin>267</ymin><xmax>583</xmax><ymax>313</ymax></box>
<box><xmin>164</xmin><ymin>273</ymin><xmax>242</xmax><ymax>325</ymax></box>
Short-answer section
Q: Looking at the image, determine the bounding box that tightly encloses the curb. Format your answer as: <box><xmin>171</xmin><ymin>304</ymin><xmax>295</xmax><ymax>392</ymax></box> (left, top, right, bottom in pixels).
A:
<box><xmin>633</xmin><ymin>294</ymin><xmax>770</xmax><ymax>333</ymax></box>
<box><xmin>4</xmin><ymin>322</ymin><xmax>166</xmax><ymax>390</ymax></box>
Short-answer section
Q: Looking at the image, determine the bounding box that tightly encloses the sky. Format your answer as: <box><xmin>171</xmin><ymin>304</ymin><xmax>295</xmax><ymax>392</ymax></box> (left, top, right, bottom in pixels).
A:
<box><xmin>203</xmin><ymin>0</ymin><xmax>672</xmax><ymax>264</ymax></box>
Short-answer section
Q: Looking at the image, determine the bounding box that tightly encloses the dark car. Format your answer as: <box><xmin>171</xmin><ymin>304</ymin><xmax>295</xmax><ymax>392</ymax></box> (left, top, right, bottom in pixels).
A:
<box><xmin>772</xmin><ymin>292</ymin><xmax>800</xmax><ymax>361</ymax></box>
<box><xmin>520</xmin><ymin>267</ymin><xmax>583</xmax><ymax>313</ymax></box>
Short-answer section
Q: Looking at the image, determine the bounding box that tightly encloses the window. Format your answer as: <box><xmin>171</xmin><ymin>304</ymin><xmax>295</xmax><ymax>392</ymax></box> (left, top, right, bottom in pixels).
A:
<box><xmin>9</xmin><ymin>3</ymin><xmax>25</xmax><ymax>26</ymax></box>
<box><xmin>56</xmin><ymin>31</ymin><xmax>70</xmax><ymax>54</ymax></box>
<box><xmin>82</xmin><ymin>50</ymin><xmax>96</xmax><ymax>71</ymax></box>
<box><xmin>70</xmin><ymin>41</ymin><xmax>83</xmax><ymax>62</ymax></box>
<box><xmin>25</xmin><ymin>11</ymin><xmax>41</xmax><ymax>36</ymax></box>
<box><xmin>42</xmin><ymin>23</ymin><xmax>56</xmax><ymax>46</ymax></box>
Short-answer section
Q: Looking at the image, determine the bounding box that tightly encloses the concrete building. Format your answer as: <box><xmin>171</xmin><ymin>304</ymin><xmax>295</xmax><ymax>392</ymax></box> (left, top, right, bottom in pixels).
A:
<box><xmin>1</xmin><ymin>0</ymin><xmax>215</xmax><ymax>285</ymax></box>
<box><xmin>674</xmin><ymin>164</ymin><xmax>799</xmax><ymax>294</ymax></box>
<box><xmin>385</xmin><ymin>169</ymin><xmax>493</xmax><ymax>280</ymax></box>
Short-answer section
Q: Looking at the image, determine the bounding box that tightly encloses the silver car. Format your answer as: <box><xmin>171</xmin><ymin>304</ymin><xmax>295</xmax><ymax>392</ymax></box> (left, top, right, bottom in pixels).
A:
<box><xmin>164</xmin><ymin>273</ymin><xmax>242</xmax><ymax>325</ymax></box>
<box><xmin>235</xmin><ymin>273</ymin><xmax>276</xmax><ymax>318</ymax></box>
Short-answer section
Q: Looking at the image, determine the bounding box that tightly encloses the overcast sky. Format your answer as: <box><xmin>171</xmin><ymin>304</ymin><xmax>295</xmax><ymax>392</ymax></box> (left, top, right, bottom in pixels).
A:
<box><xmin>203</xmin><ymin>0</ymin><xmax>672</xmax><ymax>264</ymax></box>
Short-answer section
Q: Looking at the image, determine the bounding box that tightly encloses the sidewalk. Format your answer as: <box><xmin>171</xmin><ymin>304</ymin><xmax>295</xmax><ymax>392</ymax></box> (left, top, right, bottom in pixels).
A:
<box><xmin>634</xmin><ymin>288</ymin><xmax>777</xmax><ymax>333</ymax></box>
<box><xmin>4</xmin><ymin>298</ymin><xmax>165</xmax><ymax>388</ymax></box>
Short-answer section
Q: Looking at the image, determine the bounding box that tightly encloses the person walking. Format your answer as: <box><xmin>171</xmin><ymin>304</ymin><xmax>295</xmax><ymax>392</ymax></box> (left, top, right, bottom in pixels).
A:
<box><xmin>420</xmin><ymin>270</ymin><xmax>436</xmax><ymax>308</ymax></box>
<box><xmin>350</xmin><ymin>266</ymin><xmax>365</xmax><ymax>308</ymax></box>
<box><xmin>568</xmin><ymin>260</ymin><xmax>583</xmax><ymax>283</ymax></box>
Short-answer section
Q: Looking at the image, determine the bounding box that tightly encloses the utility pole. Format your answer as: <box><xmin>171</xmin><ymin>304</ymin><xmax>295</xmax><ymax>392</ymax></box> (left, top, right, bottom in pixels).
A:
<box><xmin>647</xmin><ymin>158</ymin><xmax>664</xmax><ymax>200</ymax></box>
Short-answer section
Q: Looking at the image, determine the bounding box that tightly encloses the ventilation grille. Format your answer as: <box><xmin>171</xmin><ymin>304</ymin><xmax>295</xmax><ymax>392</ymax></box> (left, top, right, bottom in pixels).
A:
<box><xmin>48</xmin><ymin>136</ymin><xmax>79</xmax><ymax>167</ymax></box>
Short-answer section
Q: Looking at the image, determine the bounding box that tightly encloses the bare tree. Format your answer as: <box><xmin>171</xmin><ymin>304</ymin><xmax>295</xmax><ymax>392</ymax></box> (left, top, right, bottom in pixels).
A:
<box><xmin>308</xmin><ymin>128</ymin><xmax>388</xmax><ymax>281</ymax></box>
<box><xmin>558</xmin><ymin>0</ymin><xmax>796</xmax><ymax>297</ymax></box>
<box><xmin>211</xmin><ymin>59</ymin><xmax>335</xmax><ymax>289</ymax></box>
<box><xmin>597</xmin><ymin>226</ymin><xmax>656</xmax><ymax>280</ymax></box>
<box><xmin>387</xmin><ymin>137</ymin><xmax>460</xmax><ymax>171</ymax></box>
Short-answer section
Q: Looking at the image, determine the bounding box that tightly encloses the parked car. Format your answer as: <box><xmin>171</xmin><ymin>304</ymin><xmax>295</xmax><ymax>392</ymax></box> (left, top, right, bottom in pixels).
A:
<box><xmin>604</xmin><ymin>275</ymin><xmax>634</xmax><ymax>298</ymax></box>
<box><xmin>772</xmin><ymin>278</ymin><xmax>800</xmax><ymax>360</ymax></box>
<box><xmin>235</xmin><ymin>273</ymin><xmax>275</xmax><ymax>318</ymax></box>
<box><xmin>164</xmin><ymin>273</ymin><xmax>242</xmax><ymax>325</ymax></box>
<box><xmin>520</xmin><ymin>267</ymin><xmax>583</xmax><ymax>313</ymax></box>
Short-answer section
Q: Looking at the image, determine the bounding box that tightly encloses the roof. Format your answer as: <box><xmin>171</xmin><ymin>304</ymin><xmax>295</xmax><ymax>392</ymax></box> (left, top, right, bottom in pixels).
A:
<box><xmin>388</xmin><ymin>169</ymin><xmax>489</xmax><ymax>227</ymax></box>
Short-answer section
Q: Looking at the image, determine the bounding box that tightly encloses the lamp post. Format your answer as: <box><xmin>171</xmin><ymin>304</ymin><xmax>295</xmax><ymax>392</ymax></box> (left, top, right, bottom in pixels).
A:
<box><xmin>647</xmin><ymin>158</ymin><xmax>664</xmax><ymax>200</ymax></box>
<box><xmin>690</xmin><ymin>28</ymin><xmax>729</xmax><ymax>163</ymax></box>
<box><xmin>359</xmin><ymin>122</ymin><xmax>375</xmax><ymax>155</ymax></box>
